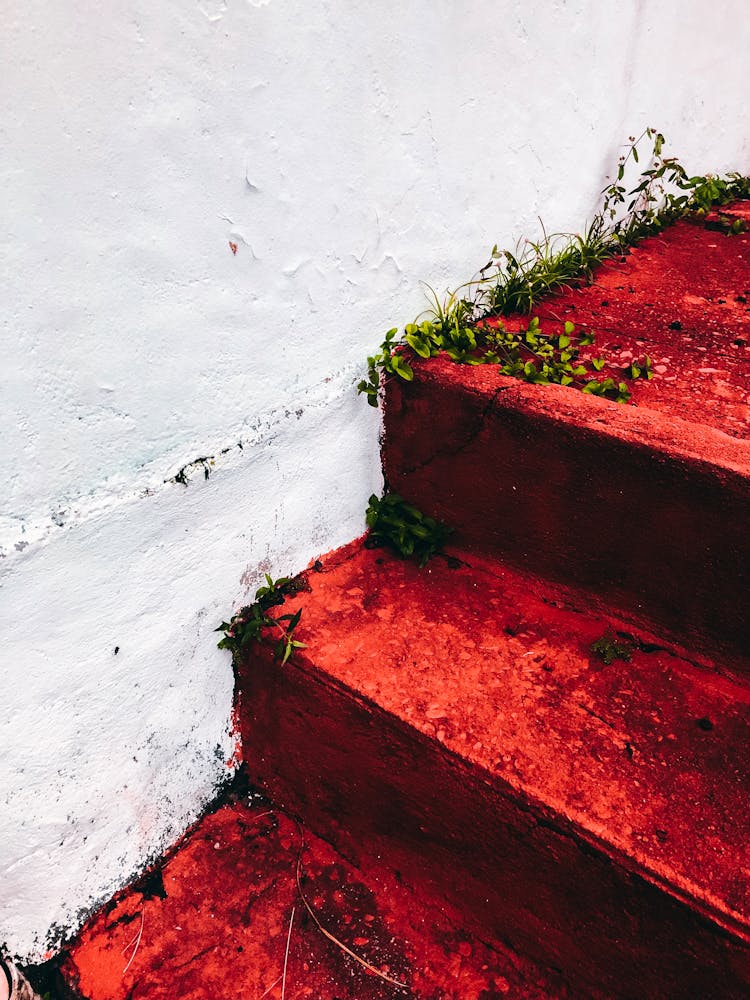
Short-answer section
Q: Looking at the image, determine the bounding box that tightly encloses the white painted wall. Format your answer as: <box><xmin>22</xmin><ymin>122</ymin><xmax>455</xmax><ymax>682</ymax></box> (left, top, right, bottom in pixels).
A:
<box><xmin>2</xmin><ymin>0</ymin><xmax>749</xmax><ymax>961</ymax></box>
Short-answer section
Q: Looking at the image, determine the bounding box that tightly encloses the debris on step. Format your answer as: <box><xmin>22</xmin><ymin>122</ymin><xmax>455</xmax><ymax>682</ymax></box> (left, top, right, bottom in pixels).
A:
<box><xmin>62</xmin><ymin>799</ymin><xmax>566</xmax><ymax>999</ymax></box>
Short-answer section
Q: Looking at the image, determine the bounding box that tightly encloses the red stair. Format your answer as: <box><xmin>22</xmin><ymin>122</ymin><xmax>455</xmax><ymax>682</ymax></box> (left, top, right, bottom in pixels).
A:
<box><xmin>63</xmin><ymin>798</ymin><xmax>563</xmax><ymax>999</ymax></box>
<box><xmin>385</xmin><ymin>211</ymin><xmax>750</xmax><ymax>667</ymax></box>
<box><xmin>64</xmin><ymin>208</ymin><xmax>750</xmax><ymax>998</ymax></box>
<box><xmin>236</xmin><ymin>544</ymin><xmax>750</xmax><ymax>998</ymax></box>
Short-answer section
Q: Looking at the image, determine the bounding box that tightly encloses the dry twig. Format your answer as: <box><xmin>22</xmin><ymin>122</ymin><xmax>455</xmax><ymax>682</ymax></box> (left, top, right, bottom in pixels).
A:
<box><xmin>295</xmin><ymin>852</ymin><xmax>408</xmax><ymax>990</ymax></box>
<box><xmin>122</xmin><ymin>911</ymin><xmax>145</xmax><ymax>975</ymax></box>
<box><xmin>281</xmin><ymin>906</ymin><xmax>295</xmax><ymax>1000</ymax></box>
<box><xmin>257</xmin><ymin>973</ymin><xmax>282</xmax><ymax>999</ymax></box>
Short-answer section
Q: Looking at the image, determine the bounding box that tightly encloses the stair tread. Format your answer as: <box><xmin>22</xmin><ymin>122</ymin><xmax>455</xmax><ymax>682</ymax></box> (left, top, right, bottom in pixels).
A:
<box><xmin>515</xmin><ymin>207</ymin><xmax>750</xmax><ymax>440</ymax></box>
<box><xmin>384</xmin><ymin>354</ymin><xmax>750</xmax><ymax>667</ymax></box>
<box><xmin>63</xmin><ymin>799</ymin><xmax>564</xmax><ymax>999</ymax></box>
<box><xmin>399</xmin><ymin>352</ymin><xmax>750</xmax><ymax>479</ymax></box>
<box><xmin>285</xmin><ymin>542</ymin><xmax>750</xmax><ymax>938</ymax></box>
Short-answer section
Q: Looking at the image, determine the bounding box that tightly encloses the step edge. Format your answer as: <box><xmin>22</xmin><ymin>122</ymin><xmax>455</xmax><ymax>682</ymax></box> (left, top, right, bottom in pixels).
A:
<box><xmin>408</xmin><ymin>359</ymin><xmax>750</xmax><ymax>478</ymax></box>
<box><xmin>261</xmin><ymin>644</ymin><xmax>750</xmax><ymax>947</ymax></box>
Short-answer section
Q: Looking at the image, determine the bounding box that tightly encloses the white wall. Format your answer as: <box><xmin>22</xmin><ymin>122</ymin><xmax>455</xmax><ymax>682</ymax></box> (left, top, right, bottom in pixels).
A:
<box><xmin>2</xmin><ymin>0</ymin><xmax>749</xmax><ymax>961</ymax></box>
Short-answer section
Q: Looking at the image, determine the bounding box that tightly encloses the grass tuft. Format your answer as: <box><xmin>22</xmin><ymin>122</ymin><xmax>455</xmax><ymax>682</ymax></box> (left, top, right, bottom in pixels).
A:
<box><xmin>358</xmin><ymin>128</ymin><xmax>750</xmax><ymax>408</ymax></box>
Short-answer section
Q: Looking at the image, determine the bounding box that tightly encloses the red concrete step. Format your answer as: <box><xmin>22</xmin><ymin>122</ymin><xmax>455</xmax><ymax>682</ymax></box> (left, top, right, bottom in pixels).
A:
<box><xmin>61</xmin><ymin>797</ymin><xmax>564</xmax><ymax>999</ymax></box>
<box><xmin>384</xmin><ymin>213</ymin><xmax>750</xmax><ymax>668</ymax></box>
<box><xmin>531</xmin><ymin>208</ymin><xmax>750</xmax><ymax>439</ymax></box>
<box><xmin>236</xmin><ymin>542</ymin><xmax>750</xmax><ymax>999</ymax></box>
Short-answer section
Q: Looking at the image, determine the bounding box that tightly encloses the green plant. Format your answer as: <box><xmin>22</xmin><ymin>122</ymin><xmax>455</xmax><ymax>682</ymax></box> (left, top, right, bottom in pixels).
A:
<box><xmin>358</xmin><ymin>129</ymin><xmax>750</xmax><ymax>408</ymax></box>
<box><xmin>483</xmin><ymin>316</ymin><xmax>632</xmax><ymax>402</ymax></box>
<box><xmin>623</xmin><ymin>355</ymin><xmax>654</xmax><ymax>381</ymax></box>
<box><xmin>362</xmin><ymin>314</ymin><xmax>632</xmax><ymax>403</ymax></box>
<box><xmin>591</xmin><ymin>631</ymin><xmax>634</xmax><ymax>666</ymax></box>
<box><xmin>358</xmin><ymin>327</ymin><xmax>413</xmax><ymax>406</ymax></box>
<box><xmin>365</xmin><ymin>493</ymin><xmax>451</xmax><ymax>567</ymax></box>
<box><xmin>598</xmin><ymin>128</ymin><xmax>750</xmax><ymax>244</ymax></box>
<box><xmin>216</xmin><ymin>574</ymin><xmax>307</xmax><ymax>663</ymax></box>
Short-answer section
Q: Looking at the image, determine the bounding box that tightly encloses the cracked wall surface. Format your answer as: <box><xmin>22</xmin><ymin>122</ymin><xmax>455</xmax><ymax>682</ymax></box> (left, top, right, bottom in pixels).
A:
<box><xmin>2</xmin><ymin>0</ymin><xmax>750</xmax><ymax>961</ymax></box>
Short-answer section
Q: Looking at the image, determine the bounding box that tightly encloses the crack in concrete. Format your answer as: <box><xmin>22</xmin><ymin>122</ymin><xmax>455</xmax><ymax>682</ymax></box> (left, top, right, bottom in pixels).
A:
<box><xmin>172</xmin><ymin>942</ymin><xmax>220</xmax><ymax>971</ymax></box>
<box><xmin>393</xmin><ymin>383</ymin><xmax>510</xmax><ymax>479</ymax></box>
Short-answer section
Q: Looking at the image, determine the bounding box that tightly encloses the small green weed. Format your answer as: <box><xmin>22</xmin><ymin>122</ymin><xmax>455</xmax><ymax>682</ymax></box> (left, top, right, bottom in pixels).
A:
<box><xmin>361</xmin><ymin>315</ymin><xmax>633</xmax><ymax>404</ymax></box>
<box><xmin>591</xmin><ymin>631</ymin><xmax>634</xmax><ymax>666</ymax></box>
<box><xmin>358</xmin><ymin>129</ymin><xmax>750</xmax><ymax>408</ymax></box>
<box><xmin>216</xmin><ymin>575</ymin><xmax>307</xmax><ymax>663</ymax></box>
<box><xmin>484</xmin><ymin>317</ymin><xmax>633</xmax><ymax>402</ymax></box>
<box><xmin>365</xmin><ymin>493</ymin><xmax>451</xmax><ymax>567</ymax></box>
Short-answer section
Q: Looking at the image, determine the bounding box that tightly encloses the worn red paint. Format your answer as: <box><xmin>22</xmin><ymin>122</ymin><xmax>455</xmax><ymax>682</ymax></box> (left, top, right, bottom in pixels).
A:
<box><xmin>63</xmin><ymin>800</ymin><xmax>561</xmax><ymax>999</ymax></box>
<box><xmin>524</xmin><ymin>209</ymin><xmax>750</xmax><ymax>438</ymax></box>
<box><xmin>65</xmin><ymin>207</ymin><xmax>750</xmax><ymax>999</ymax></box>
<box><xmin>224</xmin><ymin>705</ymin><xmax>243</xmax><ymax>769</ymax></box>
<box><xmin>237</xmin><ymin>542</ymin><xmax>750</xmax><ymax>997</ymax></box>
<box><xmin>383</xmin><ymin>211</ymin><xmax>750</xmax><ymax>668</ymax></box>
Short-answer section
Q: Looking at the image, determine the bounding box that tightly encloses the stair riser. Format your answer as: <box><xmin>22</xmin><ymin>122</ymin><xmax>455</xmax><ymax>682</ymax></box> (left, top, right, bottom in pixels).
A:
<box><xmin>236</xmin><ymin>650</ymin><xmax>750</xmax><ymax>1000</ymax></box>
<box><xmin>384</xmin><ymin>374</ymin><xmax>750</xmax><ymax>668</ymax></box>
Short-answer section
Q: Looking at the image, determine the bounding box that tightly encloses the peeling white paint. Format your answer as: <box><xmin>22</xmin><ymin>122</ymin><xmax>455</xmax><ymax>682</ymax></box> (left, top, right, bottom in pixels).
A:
<box><xmin>0</xmin><ymin>390</ymin><xmax>380</xmax><ymax>959</ymax></box>
<box><xmin>1</xmin><ymin>0</ymin><xmax>749</xmax><ymax>961</ymax></box>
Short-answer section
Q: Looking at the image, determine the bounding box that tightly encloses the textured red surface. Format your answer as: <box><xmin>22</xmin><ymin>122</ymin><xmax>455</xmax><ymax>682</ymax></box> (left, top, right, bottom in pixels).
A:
<box><xmin>237</xmin><ymin>544</ymin><xmax>750</xmax><ymax>998</ymax></box>
<box><xmin>63</xmin><ymin>799</ymin><xmax>562</xmax><ymax>999</ymax></box>
<box><xmin>384</xmin><ymin>357</ymin><xmax>749</xmax><ymax>668</ymax></box>
<box><xmin>65</xmin><ymin>211</ymin><xmax>750</xmax><ymax>1000</ymax></box>
<box><xmin>518</xmin><ymin>210</ymin><xmax>750</xmax><ymax>438</ymax></box>
<box><xmin>383</xmin><ymin>210</ymin><xmax>749</xmax><ymax>665</ymax></box>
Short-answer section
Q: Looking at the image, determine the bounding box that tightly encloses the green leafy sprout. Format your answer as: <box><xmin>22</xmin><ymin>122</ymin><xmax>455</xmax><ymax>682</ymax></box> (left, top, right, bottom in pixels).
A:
<box><xmin>216</xmin><ymin>574</ymin><xmax>307</xmax><ymax>664</ymax></box>
<box><xmin>365</xmin><ymin>493</ymin><xmax>452</xmax><ymax>567</ymax></box>
<box><xmin>358</xmin><ymin>129</ymin><xmax>750</xmax><ymax>408</ymax></box>
<box><xmin>591</xmin><ymin>630</ymin><xmax>634</xmax><ymax>666</ymax></box>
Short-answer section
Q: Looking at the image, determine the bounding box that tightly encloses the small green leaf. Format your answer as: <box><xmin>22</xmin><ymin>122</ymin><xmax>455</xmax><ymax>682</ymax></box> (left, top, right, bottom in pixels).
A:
<box><xmin>405</xmin><ymin>333</ymin><xmax>431</xmax><ymax>358</ymax></box>
<box><xmin>392</xmin><ymin>356</ymin><xmax>414</xmax><ymax>381</ymax></box>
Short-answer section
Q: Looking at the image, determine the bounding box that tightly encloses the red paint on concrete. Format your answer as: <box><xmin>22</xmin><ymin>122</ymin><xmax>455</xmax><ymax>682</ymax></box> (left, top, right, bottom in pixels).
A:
<box><xmin>237</xmin><ymin>543</ymin><xmax>750</xmax><ymax>998</ymax></box>
<box><xmin>384</xmin><ymin>355</ymin><xmax>750</xmax><ymax>668</ymax></box>
<box><xmin>524</xmin><ymin>211</ymin><xmax>750</xmax><ymax>438</ymax></box>
<box><xmin>63</xmin><ymin>799</ymin><xmax>562</xmax><ymax>999</ymax></box>
<box><xmin>383</xmin><ymin>210</ymin><xmax>750</xmax><ymax>664</ymax></box>
<box><xmin>64</xmin><ymin>209</ymin><xmax>750</xmax><ymax>1000</ymax></box>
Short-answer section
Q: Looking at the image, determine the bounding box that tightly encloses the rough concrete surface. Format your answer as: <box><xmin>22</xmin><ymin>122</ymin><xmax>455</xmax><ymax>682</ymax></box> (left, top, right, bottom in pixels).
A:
<box><xmin>3</xmin><ymin>0</ymin><xmax>750</xmax><ymax>962</ymax></box>
<box><xmin>237</xmin><ymin>542</ymin><xmax>750</xmax><ymax>998</ymax></box>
